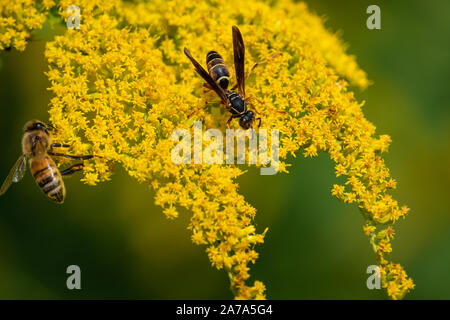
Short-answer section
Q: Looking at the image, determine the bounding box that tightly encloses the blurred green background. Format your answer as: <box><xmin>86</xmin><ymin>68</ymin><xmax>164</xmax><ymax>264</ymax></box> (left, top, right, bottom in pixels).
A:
<box><xmin>0</xmin><ymin>1</ymin><xmax>449</xmax><ymax>299</ymax></box>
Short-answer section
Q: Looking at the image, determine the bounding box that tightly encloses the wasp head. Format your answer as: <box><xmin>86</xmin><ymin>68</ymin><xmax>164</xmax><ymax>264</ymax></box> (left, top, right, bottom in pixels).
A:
<box><xmin>239</xmin><ymin>110</ymin><xmax>256</xmax><ymax>130</ymax></box>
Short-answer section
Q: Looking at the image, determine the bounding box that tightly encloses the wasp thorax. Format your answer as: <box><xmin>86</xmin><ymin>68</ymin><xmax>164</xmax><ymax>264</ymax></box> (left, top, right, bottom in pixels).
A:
<box><xmin>227</xmin><ymin>92</ymin><xmax>246</xmax><ymax>114</ymax></box>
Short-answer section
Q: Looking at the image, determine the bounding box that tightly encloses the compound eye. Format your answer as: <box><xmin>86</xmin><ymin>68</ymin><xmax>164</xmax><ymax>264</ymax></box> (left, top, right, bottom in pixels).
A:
<box><xmin>36</xmin><ymin>122</ymin><xmax>48</xmax><ymax>131</ymax></box>
<box><xmin>32</xmin><ymin>123</ymin><xmax>41</xmax><ymax>130</ymax></box>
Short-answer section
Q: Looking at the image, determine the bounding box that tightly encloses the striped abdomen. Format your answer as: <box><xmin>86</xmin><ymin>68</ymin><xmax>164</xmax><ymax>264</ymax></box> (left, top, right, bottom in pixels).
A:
<box><xmin>30</xmin><ymin>156</ymin><xmax>66</xmax><ymax>203</ymax></box>
<box><xmin>206</xmin><ymin>51</ymin><xmax>230</xmax><ymax>90</ymax></box>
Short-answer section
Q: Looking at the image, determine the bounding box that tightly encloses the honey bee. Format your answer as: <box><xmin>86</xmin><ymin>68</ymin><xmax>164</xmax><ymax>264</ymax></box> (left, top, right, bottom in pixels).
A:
<box><xmin>0</xmin><ymin>120</ymin><xmax>93</xmax><ymax>203</ymax></box>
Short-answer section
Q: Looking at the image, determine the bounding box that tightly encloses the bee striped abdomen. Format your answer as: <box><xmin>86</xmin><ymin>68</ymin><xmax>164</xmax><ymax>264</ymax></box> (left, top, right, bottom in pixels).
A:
<box><xmin>206</xmin><ymin>51</ymin><xmax>230</xmax><ymax>90</ymax></box>
<box><xmin>31</xmin><ymin>156</ymin><xmax>66</xmax><ymax>203</ymax></box>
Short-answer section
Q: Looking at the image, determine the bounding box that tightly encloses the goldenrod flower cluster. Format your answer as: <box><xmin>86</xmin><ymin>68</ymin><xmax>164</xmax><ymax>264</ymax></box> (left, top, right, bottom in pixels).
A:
<box><xmin>1</xmin><ymin>0</ymin><xmax>414</xmax><ymax>299</ymax></box>
<box><xmin>0</xmin><ymin>0</ymin><xmax>54</xmax><ymax>51</ymax></box>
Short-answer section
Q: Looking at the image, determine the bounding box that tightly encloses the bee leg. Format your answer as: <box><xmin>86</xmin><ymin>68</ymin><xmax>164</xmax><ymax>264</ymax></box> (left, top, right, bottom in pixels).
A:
<box><xmin>46</xmin><ymin>123</ymin><xmax>56</xmax><ymax>130</ymax></box>
<box><xmin>231</xmin><ymin>53</ymin><xmax>281</xmax><ymax>91</ymax></box>
<box><xmin>60</xmin><ymin>163</ymin><xmax>84</xmax><ymax>176</ymax></box>
<box><xmin>48</xmin><ymin>152</ymin><xmax>94</xmax><ymax>160</ymax></box>
<box><xmin>256</xmin><ymin>117</ymin><xmax>262</xmax><ymax>128</ymax></box>
<box><xmin>51</xmin><ymin>143</ymin><xmax>71</xmax><ymax>148</ymax></box>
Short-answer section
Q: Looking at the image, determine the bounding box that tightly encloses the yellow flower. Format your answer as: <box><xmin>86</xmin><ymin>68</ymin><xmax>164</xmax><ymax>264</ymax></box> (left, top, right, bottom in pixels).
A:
<box><xmin>2</xmin><ymin>0</ymin><xmax>414</xmax><ymax>299</ymax></box>
<box><xmin>0</xmin><ymin>0</ymin><xmax>53</xmax><ymax>51</ymax></box>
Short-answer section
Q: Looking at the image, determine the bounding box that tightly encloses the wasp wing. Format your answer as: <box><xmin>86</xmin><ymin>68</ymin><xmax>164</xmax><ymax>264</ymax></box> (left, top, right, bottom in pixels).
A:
<box><xmin>0</xmin><ymin>154</ymin><xmax>27</xmax><ymax>196</ymax></box>
<box><xmin>232</xmin><ymin>26</ymin><xmax>246</xmax><ymax>97</ymax></box>
<box><xmin>184</xmin><ymin>48</ymin><xmax>229</xmax><ymax>107</ymax></box>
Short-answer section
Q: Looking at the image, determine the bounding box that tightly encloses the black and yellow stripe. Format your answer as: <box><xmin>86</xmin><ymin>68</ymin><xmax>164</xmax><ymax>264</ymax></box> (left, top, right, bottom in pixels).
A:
<box><xmin>31</xmin><ymin>156</ymin><xmax>66</xmax><ymax>203</ymax></box>
<box><xmin>206</xmin><ymin>51</ymin><xmax>230</xmax><ymax>90</ymax></box>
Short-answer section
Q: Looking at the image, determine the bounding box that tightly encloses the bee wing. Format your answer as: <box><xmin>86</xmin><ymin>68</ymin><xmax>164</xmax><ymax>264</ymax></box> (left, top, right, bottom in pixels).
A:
<box><xmin>232</xmin><ymin>26</ymin><xmax>245</xmax><ymax>97</ymax></box>
<box><xmin>184</xmin><ymin>48</ymin><xmax>230</xmax><ymax>107</ymax></box>
<box><xmin>0</xmin><ymin>154</ymin><xmax>27</xmax><ymax>196</ymax></box>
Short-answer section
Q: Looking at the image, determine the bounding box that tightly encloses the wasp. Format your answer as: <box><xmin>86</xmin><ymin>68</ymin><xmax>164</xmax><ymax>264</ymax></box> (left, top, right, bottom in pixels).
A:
<box><xmin>184</xmin><ymin>26</ymin><xmax>280</xmax><ymax>130</ymax></box>
<box><xmin>0</xmin><ymin>120</ymin><xmax>94</xmax><ymax>203</ymax></box>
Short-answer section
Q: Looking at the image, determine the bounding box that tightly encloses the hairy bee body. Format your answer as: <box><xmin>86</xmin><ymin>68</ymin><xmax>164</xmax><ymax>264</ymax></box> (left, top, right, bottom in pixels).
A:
<box><xmin>31</xmin><ymin>155</ymin><xmax>66</xmax><ymax>203</ymax></box>
<box><xmin>206</xmin><ymin>51</ymin><xmax>230</xmax><ymax>90</ymax></box>
<box><xmin>22</xmin><ymin>120</ymin><xmax>66</xmax><ymax>203</ymax></box>
<box><xmin>0</xmin><ymin>120</ymin><xmax>93</xmax><ymax>203</ymax></box>
<box><xmin>22</xmin><ymin>125</ymin><xmax>49</xmax><ymax>157</ymax></box>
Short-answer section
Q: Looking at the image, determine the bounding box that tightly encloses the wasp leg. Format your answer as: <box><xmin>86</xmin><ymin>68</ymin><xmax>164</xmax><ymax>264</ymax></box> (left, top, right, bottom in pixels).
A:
<box><xmin>203</xmin><ymin>83</ymin><xmax>214</xmax><ymax>90</ymax></box>
<box><xmin>48</xmin><ymin>152</ymin><xmax>93</xmax><ymax>161</ymax></box>
<box><xmin>51</xmin><ymin>143</ymin><xmax>71</xmax><ymax>148</ymax></box>
<box><xmin>246</xmin><ymin>102</ymin><xmax>262</xmax><ymax>115</ymax></box>
<box><xmin>204</xmin><ymin>100</ymin><xmax>223</xmax><ymax>105</ymax></box>
<box><xmin>202</xmin><ymin>83</ymin><xmax>214</xmax><ymax>94</ymax></box>
<box><xmin>247</xmin><ymin>96</ymin><xmax>286</xmax><ymax>114</ymax></box>
<box><xmin>60</xmin><ymin>163</ymin><xmax>84</xmax><ymax>176</ymax></box>
<box><xmin>226</xmin><ymin>114</ymin><xmax>241</xmax><ymax>128</ymax></box>
<box><xmin>188</xmin><ymin>100</ymin><xmax>223</xmax><ymax>118</ymax></box>
<box><xmin>226</xmin><ymin>115</ymin><xmax>233</xmax><ymax>128</ymax></box>
<box><xmin>231</xmin><ymin>53</ymin><xmax>281</xmax><ymax>90</ymax></box>
<box><xmin>255</xmin><ymin>117</ymin><xmax>262</xmax><ymax>128</ymax></box>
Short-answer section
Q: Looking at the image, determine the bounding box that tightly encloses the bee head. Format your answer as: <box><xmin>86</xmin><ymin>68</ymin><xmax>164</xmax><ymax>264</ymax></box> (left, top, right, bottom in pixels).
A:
<box><xmin>24</xmin><ymin>120</ymin><xmax>50</xmax><ymax>135</ymax></box>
